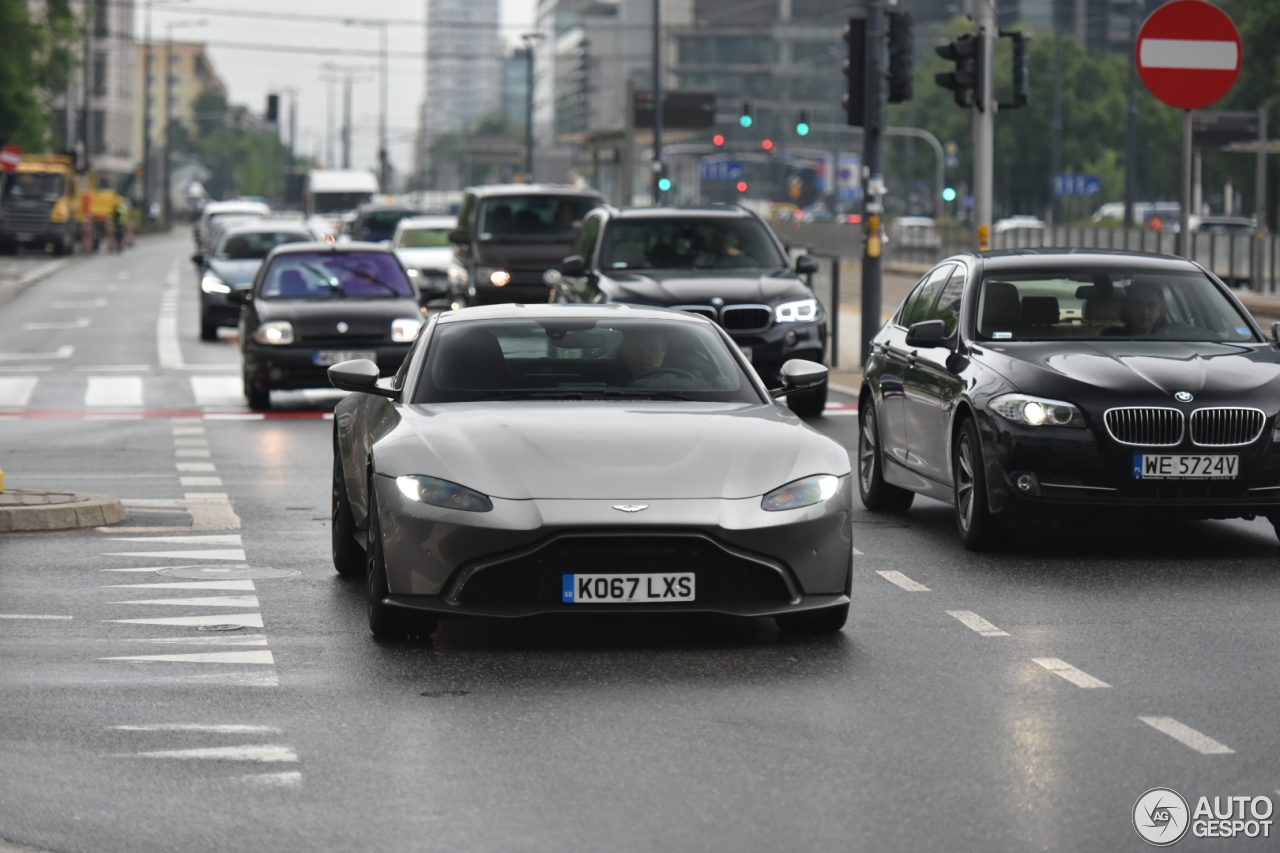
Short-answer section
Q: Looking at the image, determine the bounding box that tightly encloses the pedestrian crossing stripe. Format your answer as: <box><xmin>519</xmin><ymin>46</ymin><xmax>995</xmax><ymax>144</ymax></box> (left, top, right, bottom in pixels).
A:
<box><xmin>105</xmin><ymin>612</ymin><xmax>264</xmax><ymax>627</ymax></box>
<box><xmin>103</xmin><ymin>549</ymin><xmax>247</xmax><ymax>560</ymax></box>
<box><xmin>102</xmin><ymin>651</ymin><xmax>275</xmax><ymax>664</ymax></box>
<box><xmin>106</xmin><ymin>580</ymin><xmax>256</xmax><ymax>591</ymax></box>
<box><xmin>111</xmin><ymin>595</ymin><xmax>258</xmax><ymax>608</ymax></box>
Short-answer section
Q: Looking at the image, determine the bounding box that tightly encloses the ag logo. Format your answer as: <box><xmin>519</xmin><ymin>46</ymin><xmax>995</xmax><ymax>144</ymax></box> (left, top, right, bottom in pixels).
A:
<box><xmin>1134</xmin><ymin>788</ymin><xmax>1190</xmax><ymax>846</ymax></box>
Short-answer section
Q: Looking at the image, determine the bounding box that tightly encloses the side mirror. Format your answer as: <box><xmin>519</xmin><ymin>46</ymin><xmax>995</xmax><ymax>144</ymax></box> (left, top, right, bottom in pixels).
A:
<box><xmin>794</xmin><ymin>254</ymin><xmax>820</xmax><ymax>275</ymax></box>
<box><xmin>905</xmin><ymin>319</ymin><xmax>947</xmax><ymax>348</ymax></box>
<box><xmin>191</xmin><ymin>253</ymin><xmax>204</xmax><ymax>266</ymax></box>
<box><xmin>449</xmin><ymin>228</ymin><xmax>470</xmax><ymax>244</ymax></box>
<box><xmin>771</xmin><ymin>358</ymin><xmax>828</xmax><ymax>398</ymax></box>
<box><xmin>561</xmin><ymin>255</ymin><xmax>586</xmax><ymax>276</ymax></box>
<box><xmin>226</xmin><ymin>289</ymin><xmax>252</xmax><ymax>306</ymax></box>
<box><xmin>327</xmin><ymin>359</ymin><xmax>398</xmax><ymax>399</ymax></box>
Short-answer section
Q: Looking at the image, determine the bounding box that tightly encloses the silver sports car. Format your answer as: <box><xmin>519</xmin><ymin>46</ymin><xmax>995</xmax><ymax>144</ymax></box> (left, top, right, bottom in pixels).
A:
<box><xmin>329</xmin><ymin>303</ymin><xmax>853</xmax><ymax>638</ymax></box>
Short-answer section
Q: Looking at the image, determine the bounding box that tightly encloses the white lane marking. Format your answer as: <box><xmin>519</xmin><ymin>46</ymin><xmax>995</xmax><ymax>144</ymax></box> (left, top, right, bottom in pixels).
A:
<box><xmin>0</xmin><ymin>344</ymin><xmax>74</xmax><ymax>361</ymax></box>
<box><xmin>103</xmin><ymin>650</ymin><xmax>275</xmax><ymax>664</ymax></box>
<box><xmin>112</xmin><ymin>595</ymin><xmax>259</xmax><ymax>608</ymax></box>
<box><xmin>175</xmin><ymin>449</ymin><xmax>212</xmax><ymax>457</ymax></box>
<box><xmin>139</xmin><ymin>671</ymin><xmax>278</xmax><ymax>687</ymax></box>
<box><xmin>853</xmin><ymin>548</ymin><xmax>864</xmax><ymax>556</ymax></box>
<box><xmin>180</xmin><ymin>476</ymin><xmax>223</xmax><ymax>487</ymax></box>
<box><xmin>0</xmin><ymin>377</ymin><xmax>39</xmax><ymax>408</ymax></box>
<box><xmin>106</xmin><ymin>613</ymin><xmax>264</xmax><ymax>627</ymax></box>
<box><xmin>176</xmin><ymin>462</ymin><xmax>216</xmax><ymax>472</ymax></box>
<box><xmin>1139</xmin><ymin>38</ymin><xmax>1238</xmax><ymax>70</ymax></box>
<box><xmin>86</xmin><ymin>413</ymin><xmax>142</xmax><ymax>420</ymax></box>
<box><xmin>946</xmin><ymin>610</ymin><xmax>1010</xmax><ymax>637</ymax></box>
<box><xmin>104</xmin><ymin>549</ymin><xmax>247</xmax><ymax>560</ymax></box>
<box><xmin>52</xmin><ymin>298</ymin><xmax>107</xmax><ymax>308</ymax></box>
<box><xmin>130</xmin><ymin>634</ymin><xmax>268</xmax><ymax>646</ymax></box>
<box><xmin>1138</xmin><ymin>717</ymin><xmax>1234</xmax><ymax>755</ymax></box>
<box><xmin>173</xmin><ymin>438</ymin><xmax>209</xmax><ymax>447</ymax></box>
<box><xmin>113</xmin><ymin>724</ymin><xmax>278</xmax><ymax>733</ymax></box>
<box><xmin>172</xmin><ymin>416</ymin><xmax>202</xmax><ymax>424</ymax></box>
<box><xmin>204</xmin><ymin>412</ymin><xmax>263</xmax><ymax>420</ymax></box>
<box><xmin>157</xmin><ymin>267</ymin><xmax>185</xmax><ymax>369</ymax></box>
<box><xmin>241</xmin><ymin>771</ymin><xmax>301</xmax><ymax>787</ymax></box>
<box><xmin>128</xmin><ymin>745</ymin><xmax>297</xmax><ymax>762</ymax></box>
<box><xmin>876</xmin><ymin>570</ymin><xmax>930</xmax><ymax>591</ymax></box>
<box><xmin>107</xmin><ymin>580</ymin><xmax>256</xmax><ymax>591</ymax></box>
<box><xmin>0</xmin><ymin>614</ymin><xmax>73</xmax><ymax>620</ymax></box>
<box><xmin>106</xmin><ymin>534</ymin><xmax>241</xmax><ymax>544</ymax></box>
<box><xmin>85</xmin><ymin>376</ymin><xmax>144</xmax><ymax>408</ymax></box>
<box><xmin>190</xmin><ymin>376</ymin><xmax>245</xmax><ymax>408</ymax></box>
<box><xmin>1032</xmin><ymin>658</ymin><xmax>1110</xmax><ymax>688</ymax></box>
<box><xmin>24</xmin><ymin>318</ymin><xmax>90</xmax><ymax>331</ymax></box>
<box><xmin>172</xmin><ymin>427</ymin><xmax>206</xmax><ymax>436</ymax></box>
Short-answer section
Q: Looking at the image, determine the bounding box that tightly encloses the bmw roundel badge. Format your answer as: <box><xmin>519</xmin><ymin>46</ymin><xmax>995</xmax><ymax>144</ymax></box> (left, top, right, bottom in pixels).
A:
<box><xmin>1174</xmin><ymin>391</ymin><xmax>1193</xmax><ymax>403</ymax></box>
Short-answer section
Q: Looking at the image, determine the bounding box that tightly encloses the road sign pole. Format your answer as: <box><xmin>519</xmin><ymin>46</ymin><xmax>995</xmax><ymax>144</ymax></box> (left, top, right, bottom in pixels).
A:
<box><xmin>860</xmin><ymin>0</ymin><xmax>886</xmax><ymax>368</ymax></box>
<box><xmin>1180</xmin><ymin>109</ymin><xmax>1192</xmax><ymax>256</ymax></box>
<box><xmin>1254</xmin><ymin>105</ymin><xmax>1268</xmax><ymax>291</ymax></box>
<box><xmin>973</xmin><ymin>2</ymin><xmax>995</xmax><ymax>251</ymax></box>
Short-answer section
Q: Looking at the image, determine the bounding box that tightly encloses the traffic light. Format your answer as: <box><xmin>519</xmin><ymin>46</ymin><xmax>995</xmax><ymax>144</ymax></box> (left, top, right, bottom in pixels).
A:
<box><xmin>842</xmin><ymin>18</ymin><xmax>866</xmax><ymax>127</ymax></box>
<box><xmin>657</xmin><ymin>176</ymin><xmax>672</xmax><ymax>192</ymax></box>
<box><xmin>265</xmin><ymin>93</ymin><xmax>280</xmax><ymax>123</ymax></box>
<box><xmin>1001</xmin><ymin>30</ymin><xmax>1031</xmax><ymax>109</ymax></box>
<box><xmin>795</xmin><ymin>111</ymin><xmax>810</xmax><ymax>136</ymax></box>
<box><xmin>761</xmin><ymin>139</ymin><xmax>774</xmax><ymax>151</ymax></box>
<box><xmin>887</xmin><ymin>11</ymin><xmax>914</xmax><ymax>104</ymax></box>
<box><xmin>736</xmin><ymin>181</ymin><xmax>749</xmax><ymax>192</ymax></box>
<box><xmin>942</xmin><ymin>187</ymin><xmax>957</xmax><ymax>202</ymax></box>
<box><xmin>739</xmin><ymin>102</ymin><xmax>753</xmax><ymax>128</ymax></box>
<box><xmin>712</xmin><ymin>133</ymin><xmax>725</xmax><ymax>146</ymax></box>
<box><xmin>935</xmin><ymin>33</ymin><xmax>981</xmax><ymax>109</ymax></box>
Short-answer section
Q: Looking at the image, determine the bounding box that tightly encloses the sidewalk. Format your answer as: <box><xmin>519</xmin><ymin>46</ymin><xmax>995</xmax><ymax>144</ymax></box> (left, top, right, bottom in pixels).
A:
<box><xmin>0</xmin><ymin>256</ymin><xmax>77</xmax><ymax>308</ymax></box>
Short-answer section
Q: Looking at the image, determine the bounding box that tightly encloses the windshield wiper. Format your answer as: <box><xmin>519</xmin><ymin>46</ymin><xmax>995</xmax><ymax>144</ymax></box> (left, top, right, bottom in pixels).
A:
<box><xmin>341</xmin><ymin>266</ymin><xmax>401</xmax><ymax>295</ymax></box>
<box><xmin>298</xmin><ymin>262</ymin><xmax>346</xmax><ymax>297</ymax></box>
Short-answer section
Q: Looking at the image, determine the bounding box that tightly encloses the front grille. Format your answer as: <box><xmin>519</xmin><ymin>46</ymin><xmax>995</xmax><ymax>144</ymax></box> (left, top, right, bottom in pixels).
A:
<box><xmin>720</xmin><ymin>305</ymin><xmax>772</xmax><ymax>332</ymax></box>
<box><xmin>1189</xmin><ymin>407</ymin><xmax>1266</xmax><ymax>446</ymax></box>
<box><xmin>1104</xmin><ymin>407</ymin><xmax>1184</xmax><ymax>446</ymax></box>
<box><xmin>674</xmin><ymin>305</ymin><xmax>717</xmax><ymax>322</ymax></box>
<box><xmin>0</xmin><ymin>203</ymin><xmax>52</xmax><ymax>233</ymax></box>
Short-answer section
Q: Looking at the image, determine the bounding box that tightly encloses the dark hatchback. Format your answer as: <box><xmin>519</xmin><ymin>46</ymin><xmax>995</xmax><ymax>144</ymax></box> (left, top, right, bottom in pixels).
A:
<box><xmin>193</xmin><ymin>219</ymin><xmax>317</xmax><ymax>340</ymax></box>
<box><xmin>562</xmin><ymin>206</ymin><xmax>827</xmax><ymax>415</ymax></box>
<box><xmin>343</xmin><ymin>202</ymin><xmax>422</xmax><ymax>244</ymax></box>
<box><xmin>232</xmin><ymin>243</ymin><xmax>423</xmax><ymax>410</ymax></box>
<box><xmin>858</xmin><ymin>249</ymin><xmax>1280</xmax><ymax>548</ymax></box>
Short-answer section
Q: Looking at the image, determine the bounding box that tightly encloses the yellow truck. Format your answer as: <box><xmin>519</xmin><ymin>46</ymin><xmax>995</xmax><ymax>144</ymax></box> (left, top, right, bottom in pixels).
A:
<box><xmin>0</xmin><ymin>154</ymin><xmax>81</xmax><ymax>255</ymax></box>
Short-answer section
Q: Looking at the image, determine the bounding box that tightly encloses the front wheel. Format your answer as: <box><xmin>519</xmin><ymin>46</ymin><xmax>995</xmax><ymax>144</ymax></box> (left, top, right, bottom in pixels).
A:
<box><xmin>857</xmin><ymin>397</ymin><xmax>914</xmax><ymax>512</ymax></box>
<box><xmin>366</xmin><ymin>484</ymin><xmax>438</xmax><ymax>639</ymax></box>
<box><xmin>200</xmin><ymin>307</ymin><xmax>219</xmax><ymax>341</ymax></box>
<box><xmin>777</xmin><ymin>603</ymin><xmax>849</xmax><ymax>634</ymax></box>
<box><xmin>244</xmin><ymin>371</ymin><xmax>271</xmax><ymax>410</ymax></box>
<box><xmin>331</xmin><ymin>430</ymin><xmax>364</xmax><ymax>577</ymax></box>
<box><xmin>953</xmin><ymin>418</ymin><xmax>1000</xmax><ymax>550</ymax></box>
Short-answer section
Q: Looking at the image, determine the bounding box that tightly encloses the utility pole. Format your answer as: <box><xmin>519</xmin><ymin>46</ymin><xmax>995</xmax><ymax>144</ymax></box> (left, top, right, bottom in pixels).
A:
<box><xmin>342</xmin><ymin>70</ymin><xmax>352</xmax><ymax>169</ymax></box>
<box><xmin>1122</xmin><ymin>0</ymin><xmax>1139</xmax><ymax>246</ymax></box>
<box><xmin>973</xmin><ymin>0</ymin><xmax>995</xmax><ymax>250</ymax></box>
<box><xmin>652</xmin><ymin>0</ymin><xmax>664</xmax><ymax>203</ymax></box>
<box><xmin>521</xmin><ymin>33</ymin><xmax>543</xmax><ymax>180</ymax></box>
<box><xmin>1050</xmin><ymin>32</ymin><xmax>1063</xmax><ymax>227</ymax></box>
<box><xmin>1253</xmin><ymin>105</ymin><xmax>1268</xmax><ymax>291</ymax></box>
<box><xmin>326</xmin><ymin>75</ymin><xmax>335</xmax><ymax>168</ymax></box>
<box><xmin>379</xmin><ymin>22</ymin><xmax>388</xmax><ymax>190</ymax></box>
<box><xmin>860</xmin><ymin>0</ymin><xmax>887</xmax><ymax>367</ymax></box>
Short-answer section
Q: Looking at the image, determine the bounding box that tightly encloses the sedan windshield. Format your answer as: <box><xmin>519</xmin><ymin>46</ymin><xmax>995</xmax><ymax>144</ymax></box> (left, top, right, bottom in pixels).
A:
<box><xmin>413</xmin><ymin>318</ymin><xmax>762</xmax><ymax>404</ymax></box>
<box><xmin>975</xmin><ymin>269</ymin><xmax>1256</xmax><ymax>343</ymax></box>
<box><xmin>597</xmin><ymin>217</ymin><xmax>788</xmax><ymax>270</ymax></box>
<box><xmin>396</xmin><ymin>227</ymin><xmax>452</xmax><ymax>248</ymax></box>
<box><xmin>259</xmin><ymin>251</ymin><xmax>413</xmax><ymax>299</ymax></box>
<box><xmin>476</xmin><ymin>195</ymin><xmax>596</xmax><ymax>242</ymax></box>
<box><xmin>215</xmin><ymin>230</ymin><xmax>311</xmax><ymax>260</ymax></box>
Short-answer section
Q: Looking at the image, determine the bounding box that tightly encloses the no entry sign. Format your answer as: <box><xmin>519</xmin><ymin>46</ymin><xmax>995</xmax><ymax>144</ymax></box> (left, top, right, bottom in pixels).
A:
<box><xmin>0</xmin><ymin>144</ymin><xmax>21</xmax><ymax>172</ymax></box>
<box><xmin>1136</xmin><ymin>0</ymin><xmax>1242</xmax><ymax>110</ymax></box>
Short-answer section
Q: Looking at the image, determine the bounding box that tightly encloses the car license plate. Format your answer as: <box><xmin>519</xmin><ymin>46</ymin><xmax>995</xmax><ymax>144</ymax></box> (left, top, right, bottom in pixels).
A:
<box><xmin>1133</xmin><ymin>454</ymin><xmax>1239</xmax><ymax>479</ymax></box>
<box><xmin>313</xmin><ymin>350</ymin><xmax>377</xmax><ymax>366</ymax></box>
<box><xmin>16</xmin><ymin>233</ymin><xmax>32</xmax><ymax>242</ymax></box>
<box><xmin>562</xmin><ymin>573</ymin><xmax>695</xmax><ymax>603</ymax></box>
<box><xmin>739</xmin><ymin>346</ymin><xmax>753</xmax><ymax>363</ymax></box>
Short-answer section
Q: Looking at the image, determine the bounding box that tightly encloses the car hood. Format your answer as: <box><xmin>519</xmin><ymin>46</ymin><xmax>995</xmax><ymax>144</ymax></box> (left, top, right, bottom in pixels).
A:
<box><xmin>601</xmin><ymin>269</ymin><xmax>809</xmax><ymax>306</ymax></box>
<box><xmin>975</xmin><ymin>340</ymin><xmax>1280</xmax><ymax>405</ymax></box>
<box><xmin>473</xmin><ymin>241</ymin><xmax>575</xmax><ymax>271</ymax></box>
<box><xmin>207</xmin><ymin>258</ymin><xmax>263</xmax><ymax>287</ymax></box>
<box><xmin>254</xmin><ymin>296</ymin><xmax>421</xmax><ymax>329</ymax></box>
<box><xmin>378</xmin><ymin>402</ymin><xmax>851</xmax><ymax>500</ymax></box>
<box><xmin>395</xmin><ymin>247</ymin><xmax>452</xmax><ymax>272</ymax></box>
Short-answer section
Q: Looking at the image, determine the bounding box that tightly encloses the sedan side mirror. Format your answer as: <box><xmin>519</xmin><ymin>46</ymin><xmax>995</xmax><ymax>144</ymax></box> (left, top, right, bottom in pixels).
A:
<box><xmin>905</xmin><ymin>319</ymin><xmax>947</xmax><ymax>348</ymax></box>
<box><xmin>561</xmin><ymin>255</ymin><xmax>586</xmax><ymax>276</ymax></box>
<box><xmin>327</xmin><ymin>359</ymin><xmax>398</xmax><ymax>399</ymax></box>
<box><xmin>771</xmin><ymin>359</ymin><xmax>828</xmax><ymax>398</ymax></box>
<box><xmin>449</xmin><ymin>228</ymin><xmax>471</xmax><ymax>244</ymax></box>
<box><xmin>226</xmin><ymin>289</ymin><xmax>252</xmax><ymax>306</ymax></box>
<box><xmin>191</xmin><ymin>253</ymin><xmax>204</xmax><ymax>266</ymax></box>
<box><xmin>794</xmin><ymin>254</ymin><xmax>820</xmax><ymax>275</ymax></box>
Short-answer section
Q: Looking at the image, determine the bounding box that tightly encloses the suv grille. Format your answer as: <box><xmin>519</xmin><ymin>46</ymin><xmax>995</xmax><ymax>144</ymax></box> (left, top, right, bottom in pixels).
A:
<box><xmin>720</xmin><ymin>305</ymin><xmax>772</xmax><ymax>332</ymax></box>
<box><xmin>1104</xmin><ymin>407</ymin><xmax>1184</xmax><ymax>446</ymax></box>
<box><xmin>1189</xmin><ymin>407</ymin><xmax>1266</xmax><ymax>446</ymax></box>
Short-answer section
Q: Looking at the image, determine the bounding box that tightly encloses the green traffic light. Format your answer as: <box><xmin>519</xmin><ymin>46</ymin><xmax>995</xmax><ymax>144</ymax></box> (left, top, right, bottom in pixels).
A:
<box><xmin>796</xmin><ymin>122</ymin><xmax>810</xmax><ymax>136</ymax></box>
<box><xmin>942</xmin><ymin>187</ymin><xmax>957</xmax><ymax>202</ymax></box>
<box><xmin>739</xmin><ymin>115</ymin><xmax>753</xmax><ymax>128</ymax></box>
<box><xmin>657</xmin><ymin>177</ymin><xmax>672</xmax><ymax>192</ymax></box>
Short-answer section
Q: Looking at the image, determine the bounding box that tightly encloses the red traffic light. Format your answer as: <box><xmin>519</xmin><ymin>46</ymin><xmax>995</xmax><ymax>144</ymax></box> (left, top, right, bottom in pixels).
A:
<box><xmin>762</xmin><ymin>139</ymin><xmax>774</xmax><ymax>151</ymax></box>
<box><xmin>712</xmin><ymin>134</ymin><xmax>725</xmax><ymax>146</ymax></box>
<box><xmin>847</xmin><ymin>214</ymin><xmax>863</xmax><ymax>224</ymax></box>
<box><xmin>736</xmin><ymin>181</ymin><xmax>749</xmax><ymax>192</ymax></box>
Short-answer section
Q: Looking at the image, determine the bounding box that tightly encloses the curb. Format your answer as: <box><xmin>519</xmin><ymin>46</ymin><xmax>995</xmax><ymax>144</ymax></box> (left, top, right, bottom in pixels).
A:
<box><xmin>0</xmin><ymin>256</ymin><xmax>77</xmax><ymax>309</ymax></box>
<box><xmin>0</xmin><ymin>490</ymin><xmax>126</xmax><ymax>533</ymax></box>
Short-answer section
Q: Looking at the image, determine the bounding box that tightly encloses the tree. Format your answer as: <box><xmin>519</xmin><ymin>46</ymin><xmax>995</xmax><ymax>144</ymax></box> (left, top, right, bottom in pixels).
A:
<box><xmin>0</xmin><ymin>0</ymin><xmax>78</xmax><ymax>150</ymax></box>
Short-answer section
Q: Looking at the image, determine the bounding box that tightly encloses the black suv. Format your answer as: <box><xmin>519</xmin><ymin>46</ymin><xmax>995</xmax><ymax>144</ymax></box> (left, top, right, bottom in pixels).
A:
<box><xmin>560</xmin><ymin>205</ymin><xmax>827</xmax><ymax>415</ymax></box>
<box><xmin>343</xmin><ymin>202</ymin><xmax>421</xmax><ymax>244</ymax></box>
<box><xmin>448</xmin><ymin>184</ymin><xmax>605</xmax><ymax>306</ymax></box>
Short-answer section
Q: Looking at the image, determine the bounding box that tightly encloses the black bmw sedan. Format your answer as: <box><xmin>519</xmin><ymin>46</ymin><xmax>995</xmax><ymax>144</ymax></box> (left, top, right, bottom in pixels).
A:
<box><xmin>231</xmin><ymin>242</ymin><xmax>424</xmax><ymax>410</ymax></box>
<box><xmin>859</xmin><ymin>249</ymin><xmax>1280</xmax><ymax>549</ymax></box>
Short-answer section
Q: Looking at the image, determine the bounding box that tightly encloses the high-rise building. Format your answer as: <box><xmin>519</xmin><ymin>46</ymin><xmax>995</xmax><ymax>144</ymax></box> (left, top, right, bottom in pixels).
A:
<box><xmin>133</xmin><ymin>41</ymin><xmax>227</xmax><ymax>155</ymax></box>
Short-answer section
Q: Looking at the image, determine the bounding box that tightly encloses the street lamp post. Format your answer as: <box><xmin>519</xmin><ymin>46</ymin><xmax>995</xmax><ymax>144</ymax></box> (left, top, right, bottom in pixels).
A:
<box><xmin>521</xmin><ymin>33</ymin><xmax>544</xmax><ymax>181</ymax></box>
<box><xmin>344</xmin><ymin>19</ymin><xmax>390</xmax><ymax>190</ymax></box>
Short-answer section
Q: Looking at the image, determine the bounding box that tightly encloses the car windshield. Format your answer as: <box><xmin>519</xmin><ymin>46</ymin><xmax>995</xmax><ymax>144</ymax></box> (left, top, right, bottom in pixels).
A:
<box><xmin>358</xmin><ymin>210</ymin><xmax>416</xmax><ymax>236</ymax></box>
<box><xmin>413</xmin><ymin>318</ymin><xmax>762</xmax><ymax>404</ymax></box>
<box><xmin>3</xmin><ymin>173</ymin><xmax>63</xmax><ymax>200</ymax></box>
<box><xmin>597</xmin><ymin>217</ymin><xmax>788</xmax><ymax>270</ymax></box>
<box><xmin>311</xmin><ymin>191</ymin><xmax>371</xmax><ymax>214</ymax></box>
<box><xmin>396</xmin><ymin>227</ymin><xmax>452</xmax><ymax>248</ymax></box>
<box><xmin>475</xmin><ymin>195</ymin><xmax>596</xmax><ymax>242</ymax></box>
<box><xmin>215</xmin><ymin>230</ymin><xmax>311</xmax><ymax>260</ymax></box>
<box><xmin>975</xmin><ymin>268</ymin><xmax>1257</xmax><ymax>343</ymax></box>
<box><xmin>259</xmin><ymin>251</ymin><xmax>413</xmax><ymax>300</ymax></box>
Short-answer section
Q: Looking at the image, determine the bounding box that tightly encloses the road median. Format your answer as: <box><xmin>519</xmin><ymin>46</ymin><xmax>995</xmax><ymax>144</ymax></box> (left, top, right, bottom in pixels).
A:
<box><xmin>0</xmin><ymin>488</ymin><xmax>125</xmax><ymax>532</ymax></box>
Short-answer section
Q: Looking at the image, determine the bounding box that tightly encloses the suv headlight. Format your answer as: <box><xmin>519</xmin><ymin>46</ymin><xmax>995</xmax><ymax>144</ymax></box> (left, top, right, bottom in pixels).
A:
<box><xmin>252</xmin><ymin>320</ymin><xmax>294</xmax><ymax>345</ymax></box>
<box><xmin>989</xmin><ymin>393</ymin><xmax>1084</xmax><ymax>427</ymax></box>
<box><xmin>201</xmin><ymin>272</ymin><xmax>230</xmax><ymax>294</ymax></box>
<box><xmin>391</xmin><ymin>317</ymin><xmax>423</xmax><ymax>342</ymax></box>
<box><xmin>775</xmin><ymin>298</ymin><xmax>818</xmax><ymax>323</ymax></box>
<box><xmin>395</xmin><ymin>475</ymin><xmax>493</xmax><ymax>512</ymax></box>
<box><xmin>761</xmin><ymin>474</ymin><xmax>840</xmax><ymax>511</ymax></box>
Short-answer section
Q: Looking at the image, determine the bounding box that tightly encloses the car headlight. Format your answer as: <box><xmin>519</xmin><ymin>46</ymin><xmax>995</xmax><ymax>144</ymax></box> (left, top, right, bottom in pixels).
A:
<box><xmin>775</xmin><ymin>298</ymin><xmax>818</xmax><ymax>323</ymax></box>
<box><xmin>489</xmin><ymin>270</ymin><xmax>510</xmax><ymax>286</ymax></box>
<box><xmin>406</xmin><ymin>268</ymin><xmax>420</xmax><ymax>278</ymax></box>
<box><xmin>761</xmin><ymin>474</ymin><xmax>840</xmax><ymax>511</ymax></box>
<box><xmin>252</xmin><ymin>320</ymin><xmax>294</xmax><ymax>345</ymax></box>
<box><xmin>447</xmin><ymin>262</ymin><xmax>468</xmax><ymax>285</ymax></box>
<box><xmin>201</xmin><ymin>272</ymin><xmax>231</xmax><ymax>294</ymax></box>
<box><xmin>391</xmin><ymin>317</ymin><xmax>423</xmax><ymax>342</ymax></box>
<box><xmin>989</xmin><ymin>393</ymin><xmax>1084</xmax><ymax>427</ymax></box>
<box><xmin>395</xmin><ymin>475</ymin><xmax>493</xmax><ymax>512</ymax></box>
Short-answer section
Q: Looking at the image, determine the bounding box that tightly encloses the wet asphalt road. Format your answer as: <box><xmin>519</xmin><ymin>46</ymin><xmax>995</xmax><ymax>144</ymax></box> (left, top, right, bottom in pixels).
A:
<box><xmin>2</xmin><ymin>234</ymin><xmax>1280</xmax><ymax>852</ymax></box>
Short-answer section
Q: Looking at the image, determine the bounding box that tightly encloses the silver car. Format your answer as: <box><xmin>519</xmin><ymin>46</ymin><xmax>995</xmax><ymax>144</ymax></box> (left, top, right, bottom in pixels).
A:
<box><xmin>329</xmin><ymin>304</ymin><xmax>853</xmax><ymax>638</ymax></box>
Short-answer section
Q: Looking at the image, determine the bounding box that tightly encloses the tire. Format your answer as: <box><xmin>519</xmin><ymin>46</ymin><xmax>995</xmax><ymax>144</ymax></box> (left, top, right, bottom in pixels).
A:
<box><xmin>1268</xmin><ymin>515</ymin><xmax>1280</xmax><ymax>544</ymax></box>
<box><xmin>787</xmin><ymin>383</ymin><xmax>828</xmax><ymax>418</ymax></box>
<box><xmin>366</xmin><ymin>484</ymin><xmax>438</xmax><ymax>639</ymax></box>
<box><xmin>953</xmin><ymin>418</ymin><xmax>1000</xmax><ymax>550</ymax></box>
<box><xmin>857</xmin><ymin>397</ymin><xmax>915</xmax><ymax>512</ymax></box>
<box><xmin>200</xmin><ymin>308</ymin><xmax>219</xmax><ymax>341</ymax></box>
<box><xmin>244</xmin><ymin>372</ymin><xmax>271</xmax><ymax>411</ymax></box>
<box><xmin>777</xmin><ymin>603</ymin><xmax>849</xmax><ymax>634</ymax></box>
<box><xmin>331</xmin><ymin>429</ymin><xmax>365</xmax><ymax>577</ymax></box>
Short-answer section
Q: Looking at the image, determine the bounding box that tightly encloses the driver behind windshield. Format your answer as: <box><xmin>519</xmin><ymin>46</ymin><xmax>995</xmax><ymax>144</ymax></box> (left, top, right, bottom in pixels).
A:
<box><xmin>1105</xmin><ymin>280</ymin><xmax>1166</xmax><ymax>337</ymax></box>
<box><xmin>617</xmin><ymin>325</ymin><xmax>669</xmax><ymax>382</ymax></box>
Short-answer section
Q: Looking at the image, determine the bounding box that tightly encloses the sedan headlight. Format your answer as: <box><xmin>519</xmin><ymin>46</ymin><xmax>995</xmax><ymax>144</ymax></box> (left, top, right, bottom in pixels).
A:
<box><xmin>989</xmin><ymin>393</ymin><xmax>1085</xmax><ymax>427</ymax></box>
<box><xmin>775</xmin><ymin>298</ymin><xmax>818</xmax><ymax>323</ymax></box>
<box><xmin>201</xmin><ymin>272</ymin><xmax>231</xmax><ymax>294</ymax></box>
<box><xmin>447</xmin><ymin>262</ymin><xmax>468</xmax><ymax>285</ymax></box>
<box><xmin>395</xmin><ymin>475</ymin><xmax>493</xmax><ymax>512</ymax></box>
<box><xmin>489</xmin><ymin>270</ymin><xmax>510</xmax><ymax>286</ymax></box>
<box><xmin>761</xmin><ymin>474</ymin><xmax>840</xmax><ymax>512</ymax></box>
<box><xmin>391</xmin><ymin>317</ymin><xmax>423</xmax><ymax>342</ymax></box>
<box><xmin>252</xmin><ymin>320</ymin><xmax>294</xmax><ymax>345</ymax></box>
